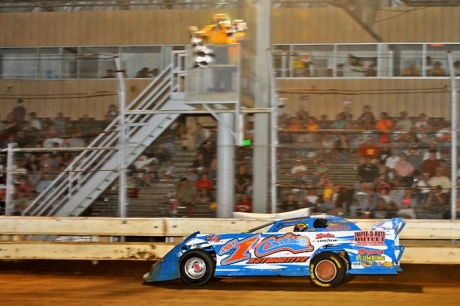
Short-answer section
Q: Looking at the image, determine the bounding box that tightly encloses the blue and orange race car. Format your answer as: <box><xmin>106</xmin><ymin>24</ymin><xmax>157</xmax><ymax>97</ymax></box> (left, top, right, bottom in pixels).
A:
<box><xmin>144</xmin><ymin>215</ymin><xmax>405</xmax><ymax>288</ymax></box>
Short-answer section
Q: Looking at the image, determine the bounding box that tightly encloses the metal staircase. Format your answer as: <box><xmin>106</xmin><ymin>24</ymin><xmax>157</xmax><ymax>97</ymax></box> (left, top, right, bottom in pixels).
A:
<box><xmin>23</xmin><ymin>51</ymin><xmax>194</xmax><ymax>217</ymax></box>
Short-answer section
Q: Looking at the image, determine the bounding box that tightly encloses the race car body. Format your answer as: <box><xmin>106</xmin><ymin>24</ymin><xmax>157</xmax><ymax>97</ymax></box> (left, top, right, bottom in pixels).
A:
<box><xmin>144</xmin><ymin>216</ymin><xmax>405</xmax><ymax>288</ymax></box>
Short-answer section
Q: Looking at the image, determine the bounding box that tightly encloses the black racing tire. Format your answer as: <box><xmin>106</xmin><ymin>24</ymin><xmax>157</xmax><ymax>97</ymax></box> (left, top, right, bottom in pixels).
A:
<box><xmin>179</xmin><ymin>249</ymin><xmax>216</xmax><ymax>286</ymax></box>
<box><xmin>342</xmin><ymin>274</ymin><xmax>356</xmax><ymax>284</ymax></box>
<box><xmin>340</xmin><ymin>254</ymin><xmax>356</xmax><ymax>284</ymax></box>
<box><xmin>310</xmin><ymin>252</ymin><xmax>346</xmax><ymax>288</ymax></box>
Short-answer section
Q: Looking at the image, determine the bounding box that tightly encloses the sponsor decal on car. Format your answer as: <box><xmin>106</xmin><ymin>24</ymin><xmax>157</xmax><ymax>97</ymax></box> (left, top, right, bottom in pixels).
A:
<box><xmin>356</xmin><ymin>248</ymin><xmax>385</xmax><ymax>261</ymax></box>
<box><xmin>218</xmin><ymin>233</ymin><xmax>314</xmax><ymax>266</ymax></box>
<box><xmin>247</xmin><ymin>256</ymin><xmax>309</xmax><ymax>264</ymax></box>
<box><xmin>354</xmin><ymin>231</ymin><xmax>386</xmax><ymax>246</ymax></box>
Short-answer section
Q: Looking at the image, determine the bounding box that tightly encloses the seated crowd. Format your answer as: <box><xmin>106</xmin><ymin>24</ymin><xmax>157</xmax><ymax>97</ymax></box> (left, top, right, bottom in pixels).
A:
<box><xmin>0</xmin><ymin>100</ymin><xmax>122</xmax><ymax>215</ymax></box>
<box><xmin>277</xmin><ymin>103</ymin><xmax>458</xmax><ymax>219</ymax></box>
<box><xmin>1</xmin><ymin>98</ymin><xmax>457</xmax><ymax>220</ymax></box>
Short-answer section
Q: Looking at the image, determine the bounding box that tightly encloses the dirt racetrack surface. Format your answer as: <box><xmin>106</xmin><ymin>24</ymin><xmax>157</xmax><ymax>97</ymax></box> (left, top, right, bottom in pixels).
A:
<box><xmin>0</xmin><ymin>260</ymin><xmax>459</xmax><ymax>306</ymax></box>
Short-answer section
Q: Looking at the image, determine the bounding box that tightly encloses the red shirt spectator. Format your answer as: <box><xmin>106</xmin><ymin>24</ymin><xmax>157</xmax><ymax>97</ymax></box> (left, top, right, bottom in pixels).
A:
<box><xmin>234</xmin><ymin>194</ymin><xmax>253</xmax><ymax>213</ymax></box>
<box><xmin>358</xmin><ymin>137</ymin><xmax>380</xmax><ymax>159</ymax></box>
<box><xmin>195</xmin><ymin>173</ymin><xmax>213</xmax><ymax>193</ymax></box>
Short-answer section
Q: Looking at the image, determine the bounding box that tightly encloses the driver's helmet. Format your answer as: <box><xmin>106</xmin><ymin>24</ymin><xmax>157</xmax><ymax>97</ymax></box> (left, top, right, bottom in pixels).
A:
<box><xmin>293</xmin><ymin>222</ymin><xmax>308</xmax><ymax>232</ymax></box>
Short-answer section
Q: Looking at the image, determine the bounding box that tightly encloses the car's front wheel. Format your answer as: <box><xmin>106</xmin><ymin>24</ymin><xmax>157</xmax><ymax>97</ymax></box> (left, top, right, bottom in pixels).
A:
<box><xmin>179</xmin><ymin>249</ymin><xmax>216</xmax><ymax>286</ymax></box>
<box><xmin>310</xmin><ymin>252</ymin><xmax>346</xmax><ymax>288</ymax></box>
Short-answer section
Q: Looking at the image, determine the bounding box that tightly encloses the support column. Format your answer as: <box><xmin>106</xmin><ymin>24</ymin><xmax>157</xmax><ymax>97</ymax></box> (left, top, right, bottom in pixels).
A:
<box><xmin>252</xmin><ymin>0</ymin><xmax>271</xmax><ymax>213</ymax></box>
<box><xmin>216</xmin><ymin>112</ymin><xmax>235</xmax><ymax>218</ymax></box>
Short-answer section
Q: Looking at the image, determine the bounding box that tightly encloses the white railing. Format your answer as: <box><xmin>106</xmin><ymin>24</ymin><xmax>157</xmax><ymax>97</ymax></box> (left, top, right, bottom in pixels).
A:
<box><xmin>0</xmin><ymin>217</ymin><xmax>459</xmax><ymax>264</ymax></box>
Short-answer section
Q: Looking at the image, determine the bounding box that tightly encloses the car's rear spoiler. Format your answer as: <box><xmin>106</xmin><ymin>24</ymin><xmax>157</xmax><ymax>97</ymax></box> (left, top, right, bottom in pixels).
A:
<box><xmin>371</xmin><ymin>217</ymin><xmax>406</xmax><ymax>235</ymax></box>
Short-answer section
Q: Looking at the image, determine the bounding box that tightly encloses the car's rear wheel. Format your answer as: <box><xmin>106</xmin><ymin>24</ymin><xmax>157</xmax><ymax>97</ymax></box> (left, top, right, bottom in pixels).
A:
<box><xmin>179</xmin><ymin>249</ymin><xmax>215</xmax><ymax>286</ymax></box>
<box><xmin>310</xmin><ymin>252</ymin><xmax>346</xmax><ymax>288</ymax></box>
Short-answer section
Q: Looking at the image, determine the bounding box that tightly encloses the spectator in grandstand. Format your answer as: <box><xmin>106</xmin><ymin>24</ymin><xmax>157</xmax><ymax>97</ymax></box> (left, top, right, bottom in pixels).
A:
<box><xmin>317</xmin><ymin>114</ymin><xmax>331</xmax><ymax>130</ymax></box>
<box><xmin>359</xmin><ymin>114</ymin><xmax>377</xmax><ymax>142</ymax></box>
<box><xmin>24</xmin><ymin>112</ymin><xmax>42</xmax><ymax>134</ymax></box>
<box><xmin>405</xmin><ymin>146</ymin><xmax>423</xmax><ymax>175</ymax></box>
<box><xmin>375</xmin><ymin>174</ymin><xmax>392</xmax><ymax>193</ymax></box>
<box><xmin>183</xmin><ymin>166</ymin><xmax>198</xmax><ymax>183</ymax></box>
<box><xmin>427</xmin><ymin>61</ymin><xmax>445</xmax><ymax>76</ymax></box>
<box><xmin>303</xmin><ymin>188</ymin><xmax>319</xmax><ymax>210</ymax></box>
<box><xmin>42</xmin><ymin>121</ymin><xmax>65</xmax><ymax>148</ymax></box>
<box><xmin>399</xmin><ymin>189</ymin><xmax>418</xmax><ymax>209</ymax></box>
<box><xmin>15</xmin><ymin>176</ymin><xmax>32</xmax><ymax>199</ymax></box>
<box><xmin>159</xmin><ymin>159</ymin><xmax>175</xmax><ymax>182</ymax></box>
<box><xmin>358</xmin><ymin>136</ymin><xmax>380</xmax><ymax>160</ymax></box>
<box><xmin>142</xmin><ymin>162</ymin><xmax>159</xmax><ymax>186</ymax></box>
<box><xmin>106</xmin><ymin>104</ymin><xmax>119</xmax><ymax>120</ymax></box>
<box><xmin>296</xmin><ymin>116</ymin><xmax>317</xmax><ymax>157</ymax></box>
<box><xmin>401</xmin><ymin>63</ymin><xmax>421</xmax><ymax>77</ymax></box>
<box><xmin>235</xmin><ymin>165</ymin><xmax>252</xmax><ymax>195</ymax></box>
<box><xmin>35</xmin><ymin>172</ymin><xmax>54</xmax><ymax>193</ymax></box>
<box><xmin>39</xmin><ymin>152</ymin><xmax>59</xmax><ymax>174</ymax></box>
<box><xmin>420</xmin><ymin>149</ymin><xmax>442</xmax><ymax>178</ymax></box>
<box><xmin>326</xmin><ymin>185</ymin><xmax>349</xmax><ymax>216</ymax></box>
<box><xmin>416</xmin><ymin>121</ymin><xmax>435</xmax><ymax>145</ymax></box>
<box><xmin>434</xmin><ymin>122</ymin><xmax>452</xmax><ymax>154</ymax></box>
<box><xmin>332</xmin><ymin>113</ymin><xmax>347</xmax><ymax>130</ymax></box>
<box><xmin>319</xmin><ymin>133</ymin><xmax>335</xmax><ymax>161</ymax></box>
<box><xmin>311</xmin><ymin>159</ymin><xmax>330</xmax><ymax>185</ymax></box>
<box><xmin>98</xmin><ymin>113</ymin><xmax>113</xmax><ymax>132</ymax></box>
<box><xmin>15</xmin><ymin>130</ymin><xmax>33</xmax><ymax>148</ymax></box>
<box><xmin>26</xmin><ymin>161</ymin><xmax>41</xmax><ymax>192</ymax></box>
<box><xmin>191</xmin><ymin>153</ymin><xmax>208</xmax><ymax>173</ymax></box>
<box><xmin>357</xmin><ymin>155</ymin><xmax>380</xmax><ymax>191</ymax></box>
<box><xmin>278</xmin><ymin>193</ymin><xmax>300</xmax><ymax>212</ymax></box>
<box><xmin>12</xmin><ymin>98</ymin><xmax>26</xmax><ymax>128</ymax></box>
<box><xmin>377</xmin><ymin>142</ymin><xmax>391</xmax><ymax>165</ymax></box>
<box><xmin>418</xmin><ymin>185</ymin><xmax>446</xmax><ymax>219</ymax></box>
<box><xmin>377</xmin><ymin>183</ymin><xmax>391</xmax><ymax>204</ymax></box>
<box><xmin>370</xmin><ymin>197</ymin><xmax>391</xmax><ymax>219</ymax></box>
<box><xmin>331</xmin><ymin>134</ymin><xmax>351</xmax><ymax>164</ymax></box>
<box><xmin>357</xmin><ymin>104</ymin><xmax>376</xmax><ymax>123</ymax></box>
<box><xmin>197</xmin><ymin>140</ymin><xmax>216</xmax><ymax>169</ymax></box>
<box><xmin>191</xmin><ymin>123</ymin><xmax>210</xmax><ymax>150</ymax></box>
<box><xmin>63</xmin><ymin>130</ymin><xmax>86</xmax><ymax>148</ymax></box>
<box><xmin>235</xmin><ymin>146</ymin><xmax>251</xmax><ymax>167</ymax></box>
<box><xmin>454</xmin><ymin>60</ymin><xmax>460</xmax><ymax>76</ymax></box>
<box><xmin>338</xmin><ymin>104</ymin><xmax>353</xmax><ymax>122</ymax></box>
<box><xmin>285</xmin><ymin>116</ymin><xmax>303</xmax><ymax>145</ymax></box>
<box><xmin>207</xmin><ymin>157</ymin><xmax>218</xmax><ymax>184</ymax></box>
<box><xmin>1</xmin><ymin>112</ymin><xmax>20</xmax><ymax>136</ymax></box>
<box><xmin>422</xmin><ymin>144</ymin><xmax>441</xmax><ymax>160</ymax></box>
<box><xmin>195</xmin><ymin>171</ymin><xmax>214</xmax><ymax>201</ymax></box>
<box><xmin>77</xmin><ymin>114</ymin><xmax>97</xmax><ymax>142</ymax></box>
<box><xmin>415</xmin><ymin>172</ymin><xmax>431</xmax><ymax>202</ymax></box>
<box><xmin>350</xmin><ymin>189</ymin><xmax>378</xmax><ymax>217</ymax></box>
<box><xmin>393</xmin><ymin>153</ymin><xmax>415</xmax><ymax>186</ymax></box>
<box><xmin>53</xmin><ymin>112</ymin><xmax>68</xmax><ymax>134</ymax></box>
<box><xmin>12</xmin><ymin>189</ymin><xmax>31</xmax><ymax>216</ymax></box>
<box><xmin>291</xmin><ymin>159</ymin><xmax>308</xmax><ymax>185</ymax></box>
<box><xmin>316</xmin><ymin>174</ymin><xmax>335</xmax><ymax>212</ymax></box>
<box><xmin>428</xmin><ymin>167</ymin><xmax>451</xmax><ymax>193</ymax></box>
<box><xmin>414</xmin><ymin>113</ymin><xmax>428</xmax><ymax>131</ymax></box>
<box><xmin>158</xmin><ymin>123</ymin><xmax>177</xmax><ymax>156</ymax></box>
<box><xmin>296</xmin><ymin>105</ymin><xmax>309</xmax><ymax>121</ymax></box>
<box><xmin>176</xmin><ymin>178</ymin><xmax>197</xmax><ymax>217</ymax></box>
<box><xmin>135</xmin><ymin>67</ymin><xmax>150</xmax><ymax>78</ymax></box>
<box><xmin>375</xmin><ymin>112</ymin><xmax>393</xmax><ymax>143</ymax></box>
<box><xmin>397</xmin><ymin>195</ymin><xmax>418</xmax><ymax>219</ymax></box>
<box><xmin>394</xmin><ymin>111</ymin><xmax>413</xmax><ymax>133</ymax></box>
<box><xmin>388</xmin><ymin>176</ymin><xmax>405</xmax><ymax>209</ymax></box>
<box><xmin>234</xmin><ymin>193</ymin><xmax>253</xmax><ymax>213</ymax></box>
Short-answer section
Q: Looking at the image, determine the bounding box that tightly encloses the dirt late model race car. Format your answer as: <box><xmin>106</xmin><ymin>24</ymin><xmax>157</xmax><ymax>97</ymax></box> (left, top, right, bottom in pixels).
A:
<box><xmin>144</xmin><ymin>215</ymin><xmax>405</xmax><ymax>288</ymax></box>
